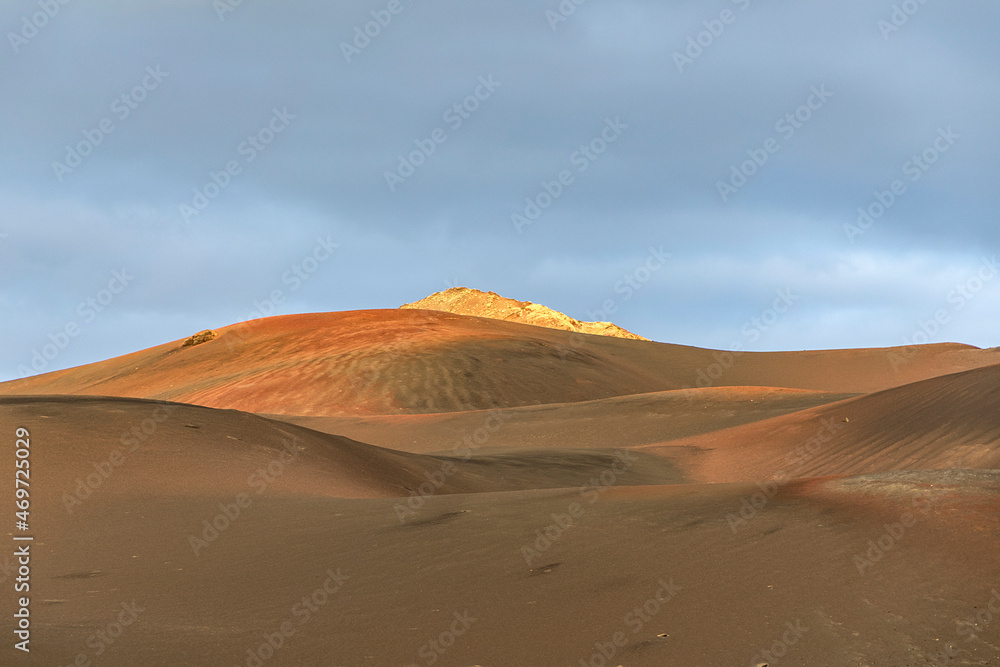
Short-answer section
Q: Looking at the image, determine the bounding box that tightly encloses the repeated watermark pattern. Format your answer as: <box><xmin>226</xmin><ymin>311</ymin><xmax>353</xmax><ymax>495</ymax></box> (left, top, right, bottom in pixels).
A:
<box><xmin>887</xmin><ymin>255</ymin><xmax>998</xmax><ymax>371</ymax></box>
<box><xmin>340</xmin><ymin>0</ymin><xmax>418</xmax><ymax>63</ymax></box>
<box><xmin>385</xmin><ymin>75</ymin><xmax>501</xmax><ymax>192</ymax></box>
<box><xmin>17</xmin><ymin>268</ymin><xmax>135</xmax><ymax>378</ymax></box>
<box><xmin>717</xmin><ymin>85</ymin><xmax>833</xmax><ymax>202</ymax></box>
<box><xmin>578</xmin><ymin>577</ymin><xmax>682</xmax><ymax>667</ymax></box>
<box><xmin>520</xmin><ymin>450</ymin><xmax>638</xmax><ymax>566</ymax></box>
<box><xmin>878</xmin><ymin>0</ymin><xmax>933</xmax><ymax>40</ymax></box>
<box><xmin>673</xmin><ymin>0</ymin><xmax>754</xmax><ymax>73</ymax></box>
<box><xmin>404</xmin><ymin>610</ymin><xmax>476</xmax><ymax>667</ymax></box>
<box><xmin>844</xmin><ymin>127</ymin><xmax>958</xmax><ymax>242</ymax></box>
<box><xmin>52</xmin><ymin>66</ymin><xmax>169</xmax><ymax>181</ymax></box>
<box><xmin>512</xmin><ymin>117</ymin><xmax>627</xmax><ymax>233</ymax></box>
<box><xmin>8</xmin><ymin>0</ymin><xmax>73</xmax><ymax>54</ymax></box>
<box><xmin>179</xmin><ymin>107</ymin><xmax>295</xmax><ymax>222</ymax></box>
<box><xmin>585</xmin><ymin>245</ymin><xmax>671</xmax><ymax>322</ymax></box>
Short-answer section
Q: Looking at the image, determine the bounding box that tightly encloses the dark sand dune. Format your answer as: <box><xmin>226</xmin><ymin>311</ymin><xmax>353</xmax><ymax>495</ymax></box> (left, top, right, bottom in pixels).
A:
<box><xmin>1</xmin><ymin>394</ymin><xmax>464</xmax><ymax>503</ymax></box>
<box><xmin>4</xmin><ymin>467</ymin><xmax>998</xmax><ymax>665</ymax></box>
<box><xmin>644</xmin><ymin>363</ymin><xmax>1000</xmax><ymax>484</ymax></box>
<box><xmin>0</xmin><ymin>396</ymin><xmax>684</xmax><ymax>510</ymax></box>
<box><xmin>270</xmin><ymin>386</ymin><xmax>857</xmax><ymax>454</ymax></box>
<box><xmin>2</xmin><ymin>309</ymin><xmax>998</xmax><ymax>415</ymax></box>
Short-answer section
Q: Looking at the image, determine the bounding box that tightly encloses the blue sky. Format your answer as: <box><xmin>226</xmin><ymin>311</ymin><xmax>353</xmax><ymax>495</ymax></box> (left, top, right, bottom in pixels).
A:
<box><xmin>2</xmin><ymin>0</ymin><xmax>998</xmax><ymax>381</ymax></box>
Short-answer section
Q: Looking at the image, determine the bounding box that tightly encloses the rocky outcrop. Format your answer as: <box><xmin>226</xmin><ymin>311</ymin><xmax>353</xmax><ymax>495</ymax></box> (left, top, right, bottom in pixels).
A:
<box><xmin>400</xmin><ymin>287</ymin><xmax>649</xmax><ymax>340</ymax></box>
<box><xmin>182</xmin><ymin>330</ymin><xmax>218</xmax><ymax>347</ymax></box>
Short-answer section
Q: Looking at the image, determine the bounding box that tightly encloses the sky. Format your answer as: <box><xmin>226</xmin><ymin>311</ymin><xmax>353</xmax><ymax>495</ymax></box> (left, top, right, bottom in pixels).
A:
<box><xmin>2</xmin><ymin>0</ymin><xmax>998</xmax><ymax>382</ymax></box>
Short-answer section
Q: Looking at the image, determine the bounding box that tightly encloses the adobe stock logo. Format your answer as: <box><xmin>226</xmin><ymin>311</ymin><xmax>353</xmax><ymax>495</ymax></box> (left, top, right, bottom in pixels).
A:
<box><xmin>178</xmin><ymin>107</ymin><xmax>295</xmax><ymax>222</ymax></box>
<box><xmin>672</xmin><ymin>0</ymin><xmax>754</xmax><ymax>74</ymax></box>
<box><xmin>213</xmin><ymin>0</ymin><xmax>246</xmax><ymax>21</ymax></box>
<box><xmin>52</xmin><ymin>66</ymin><xmax>169</xmax><ymax>181</ymax></box>
<box><xmin>340</xmin><ymin>0</ymin><xmax>417</xmax><ymax>63</ymax></box>
<box><xmin>878</xmin><ymin>0</ymin><xmax>931</xmax><ymax>40</ymax></box>
<box><xmin>384</xmin><ymin>75</ymin><xmax>501</xmax><ymax>192</ymax></box>
<box><xmin>17</xmin><ymin>269</ymin><xmax>135</xmax><ymax>378</ymax></box>
<box><xmin>8</xmin><ymin>0</ymin><xmax>72</xmax><ymax>54</ymax></box>
<box><xmin>578</xmin><ymin>577</ymin><xmax>682</xmax><ymax>667</ymax></box>
<box><xmin>716</xmin><ymin>85</ymin><xmax>833</xmax><ymax>202</ymax></box>
<box><xmin>511</xmin><ymin>117</ymin><xmax>627</xmax><ymax>233</ymax></box>
<box><xmin>545</xmin><ymin>0</ymin><xmax>588</xmax><ymax>31</ymax></box>
<box><xmin>585</xmin><ymin>245</ymin><xmax>671</xmax><ymax>322</ymax></box>
<box><xmin>843</xmin><ymin>127</ymin><xmax>959</xmax><ymax>243</ymax></box>
<box><xmin>886</xmin><ymin>255</ymin><xmax>997</xmax><ymax>372</ymax></box>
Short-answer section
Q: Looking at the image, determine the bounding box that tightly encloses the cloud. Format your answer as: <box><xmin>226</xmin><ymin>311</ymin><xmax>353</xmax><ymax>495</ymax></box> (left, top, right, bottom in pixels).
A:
<box><xmin>1</xmin><ymin>0</ymin><xmax>997</xmax><ymax>380</ymax></box>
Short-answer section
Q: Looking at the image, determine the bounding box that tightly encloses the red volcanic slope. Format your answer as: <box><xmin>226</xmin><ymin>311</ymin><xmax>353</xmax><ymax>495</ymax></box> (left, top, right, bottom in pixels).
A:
<box><xmin>1</xmin><ymin>309</ymin><xmax>998</xmax><ymax>415</ymax></box>
<box><xmin>643</xmin><ymin>363</ymin><xmax>1000</xmax><ymax>484</ymax></box>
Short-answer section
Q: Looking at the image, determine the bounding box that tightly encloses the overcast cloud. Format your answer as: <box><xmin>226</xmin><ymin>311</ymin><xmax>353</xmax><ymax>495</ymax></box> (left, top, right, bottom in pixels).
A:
<box><xmin>1</xmin><ymin>0</ymin><xmax>998</xmax><ymax>381</ymax></box>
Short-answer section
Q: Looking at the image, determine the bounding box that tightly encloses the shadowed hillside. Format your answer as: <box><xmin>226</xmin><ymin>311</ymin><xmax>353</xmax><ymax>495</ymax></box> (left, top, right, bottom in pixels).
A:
<box><xmin>643</xmin><ymin>363</ymin><xmax>1000</xmax><ymax>484</ymax></box>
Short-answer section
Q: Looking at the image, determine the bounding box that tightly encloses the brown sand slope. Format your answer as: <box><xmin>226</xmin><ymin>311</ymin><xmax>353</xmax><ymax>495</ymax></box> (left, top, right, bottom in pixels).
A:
<box><xmin>270</xmin><ymin>386</ymin><xmax>857</xmax><ymax>454</ymax></box>
<box><xmin>644</xmin><ymin>363</ymin><xmax>1000</xmax><ymax>484</ymax></box>
<box><xmin>2</xmin><ymin>379</ymin><xmax>998</xmax><ymax>664</ymax></box>
<box><xmin>2</xmin><ymin>309</ymin><xmax>998</xmax><ymax>415</ymax></box>
<box><xmin>0</xmin><ymin>395</ymin><xmax>686</xmax><ymax>510</ymax></box>
<box><xmin>4</xmin><ymin>466</ymin><xmax>998</xmax><ymax>665</ymax></box>
<box><xmin>0</xmin><ymin>394</ymin><xmax>461</xmax><ymax>502</ymax></box>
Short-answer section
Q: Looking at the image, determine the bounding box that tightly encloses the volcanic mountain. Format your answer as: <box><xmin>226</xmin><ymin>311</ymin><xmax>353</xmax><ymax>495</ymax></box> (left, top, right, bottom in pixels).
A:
<box><xmin>1</xmin><ymin>306</ymin><xmax>997</xmax><ymax>416</ymax></box>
